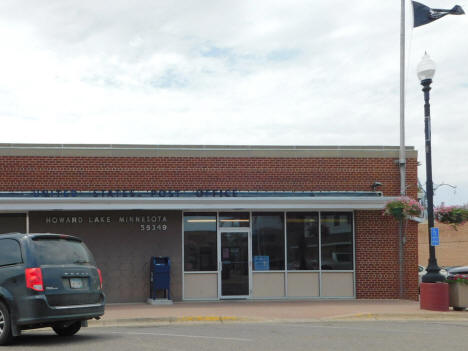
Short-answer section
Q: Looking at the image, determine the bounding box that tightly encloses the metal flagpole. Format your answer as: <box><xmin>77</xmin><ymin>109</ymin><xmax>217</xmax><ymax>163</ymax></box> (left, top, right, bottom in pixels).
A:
<box><xmin>398</xmin><ymin>0</ymin><xmax>406</xmax><ymax>299</ymax></box>
<box><xmin>400</xmin><ymin>0</ymin><xmax>406</xmax><ymax>196</ymax></box>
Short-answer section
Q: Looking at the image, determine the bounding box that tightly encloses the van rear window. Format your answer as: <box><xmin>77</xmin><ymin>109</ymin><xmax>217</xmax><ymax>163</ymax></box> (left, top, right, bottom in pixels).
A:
<box><xmin>0</xmin><ymin>239</ymin><xmax>22</xmax><ymax>266</ymax></box>
<box><xmin>32</xmin><ymin>238</ymin><xmax>95</xmax><ymax>266</ymax></box>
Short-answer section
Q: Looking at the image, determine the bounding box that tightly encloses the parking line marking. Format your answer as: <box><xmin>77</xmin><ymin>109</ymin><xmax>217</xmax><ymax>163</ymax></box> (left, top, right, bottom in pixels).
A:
<box><xmin>109</xmin><ymin>331</ymin><xmax>251</xmax><ymax>342</ymax></box>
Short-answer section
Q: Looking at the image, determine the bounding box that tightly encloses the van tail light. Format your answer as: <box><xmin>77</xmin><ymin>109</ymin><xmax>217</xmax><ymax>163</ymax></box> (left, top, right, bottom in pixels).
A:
<box><xmin>25</xmin><ymin>268</ymin><xmax>44</xmax><ymax>292</ymax></box>
<box><xmin>97</xmin><ymin>268</ymin><xmax>103</xmax><ymax>289</ymax></box>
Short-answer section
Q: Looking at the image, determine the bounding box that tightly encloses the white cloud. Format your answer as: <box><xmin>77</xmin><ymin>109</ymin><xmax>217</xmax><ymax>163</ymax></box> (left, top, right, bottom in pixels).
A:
<box><xmin>0</xmin><ymin>0</ymin><xmax>467</xmax><ymax>205</ymax></box>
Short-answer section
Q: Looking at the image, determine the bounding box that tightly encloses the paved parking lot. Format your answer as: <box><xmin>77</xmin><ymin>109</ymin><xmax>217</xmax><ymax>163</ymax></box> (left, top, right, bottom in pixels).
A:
<box><xmin>11</xmin><ymin>321</ymin><xmax>468</xmax><ymax>351</ymax></box>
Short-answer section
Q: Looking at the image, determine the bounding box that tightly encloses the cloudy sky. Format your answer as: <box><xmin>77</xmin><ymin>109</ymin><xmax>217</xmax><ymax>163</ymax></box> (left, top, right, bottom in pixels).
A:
<box><xmin>0</xmin><ymin>1</ymin><xmax>466</xmax><ymax>205</ymax></box>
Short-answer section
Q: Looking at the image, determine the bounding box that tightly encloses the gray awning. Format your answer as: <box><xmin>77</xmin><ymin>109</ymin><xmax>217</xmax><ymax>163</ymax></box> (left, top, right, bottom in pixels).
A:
<box><xmin>0</xmin><ymin>195</ymin><xmax>394</xmax><ymax>211</ymax></box>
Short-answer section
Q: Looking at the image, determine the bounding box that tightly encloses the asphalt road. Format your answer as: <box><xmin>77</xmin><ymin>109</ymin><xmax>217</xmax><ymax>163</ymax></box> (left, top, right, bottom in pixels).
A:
<box><xmin>8</xmin><ymin>320</ymin><xmax>468</xmax><ymax>351</ymax></box>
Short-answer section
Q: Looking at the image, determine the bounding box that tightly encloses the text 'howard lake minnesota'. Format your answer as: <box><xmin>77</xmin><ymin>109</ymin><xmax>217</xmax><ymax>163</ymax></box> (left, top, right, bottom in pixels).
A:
<box><xmin>45</xmin><ymin>215</ymin><xmax>168</xmax><ymax>224</ymax></box>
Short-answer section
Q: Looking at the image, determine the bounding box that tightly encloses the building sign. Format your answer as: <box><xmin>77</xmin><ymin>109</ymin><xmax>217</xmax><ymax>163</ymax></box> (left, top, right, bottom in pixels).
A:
<box><xmin>254</xmin><ymin>256</ymin><xmax>270</xmax><ymax>270</ymax></box>
<box><xmin>0</xmin><ymin>190</ymin><xmax>381</xmax><ymax>198</ymax></box>
<box><xmin>3</xmin><ymin>190</ymin><xmax>238</xmax><ymax>198</ymax></box>
<box><xmin>44</xmin><ymin>214</ymin><xmax>168</xmax><ymax>232</ymax></box>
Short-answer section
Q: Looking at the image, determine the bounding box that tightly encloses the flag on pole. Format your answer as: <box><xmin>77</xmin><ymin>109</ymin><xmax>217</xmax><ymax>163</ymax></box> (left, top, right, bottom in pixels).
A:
<box><xmin>412</xmin><ymin>1</ymin><xmax>465</xmax><ymax>27</ymax></box>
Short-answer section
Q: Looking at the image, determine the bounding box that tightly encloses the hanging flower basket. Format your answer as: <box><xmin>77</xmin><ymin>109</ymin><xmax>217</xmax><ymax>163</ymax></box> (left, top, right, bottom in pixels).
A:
<box><xmin>435</xmin><ymin>206</ymin><xmax>468</xmax><ymax>229</ymax></box>
<box><xmin>383</xmin><ymin>197</ymin><xmax>423</xmax><ymax>220</ymax></box>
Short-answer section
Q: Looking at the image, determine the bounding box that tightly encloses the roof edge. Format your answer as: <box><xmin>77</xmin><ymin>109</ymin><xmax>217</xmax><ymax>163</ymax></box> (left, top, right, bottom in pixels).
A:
<box><xmin>0</xmin><ymin>143</ymin><xmax>417</xmax><ymax>158</ymax></box>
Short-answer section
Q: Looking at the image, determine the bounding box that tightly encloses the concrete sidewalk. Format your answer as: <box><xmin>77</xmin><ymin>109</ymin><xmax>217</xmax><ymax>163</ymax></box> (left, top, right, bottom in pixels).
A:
<box><xmin>89</xmin><ymin>300</ymin><xmax>468</xmax><ymax>326</ymax></box>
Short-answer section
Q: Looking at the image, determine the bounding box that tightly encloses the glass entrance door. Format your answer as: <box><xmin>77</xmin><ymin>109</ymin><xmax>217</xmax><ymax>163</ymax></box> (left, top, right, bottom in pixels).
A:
<box><xmin>220</xmin><ymin>231</ymin><xmax>250</xmax><ymax>297</ymax></box>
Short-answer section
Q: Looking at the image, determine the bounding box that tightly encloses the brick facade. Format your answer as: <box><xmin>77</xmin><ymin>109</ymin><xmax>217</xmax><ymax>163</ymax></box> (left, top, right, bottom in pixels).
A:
<box><xmin>0</xmin><ymin>146</ymin><xmax>419</xmax><ymax>300</ymax></box>
<box><xmin>355</xmin><ymin>211</ymin><xmax>418</xmax><ymax>300</ymax></box>
<box><xmin>0</xmin><ymin>156</ymin><xmax>418</xmax><ymax>197</ymax></box>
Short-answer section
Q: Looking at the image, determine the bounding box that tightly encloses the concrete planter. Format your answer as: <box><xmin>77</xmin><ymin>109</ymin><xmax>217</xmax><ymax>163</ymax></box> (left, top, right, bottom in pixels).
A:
<box><xmin>449</xmin><ymin>283</ymin><xmax>468</xmax><ymax>310</ymax></box>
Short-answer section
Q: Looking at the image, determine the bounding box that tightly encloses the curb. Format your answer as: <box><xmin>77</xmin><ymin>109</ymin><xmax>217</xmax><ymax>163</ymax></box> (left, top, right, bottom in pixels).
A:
<box><xmin>89</xmin><ymin>316</ymin><xmax>254</xmax><ymax>327</ymax></box>
<box><xmin>323</xmin><ymin>312</ymin><xmax>468</xmax><ymax>321</ymax></box>
<box><xmin>87</xmin><ymin>312</ymin><xmax>468</xmax><ymax>327</ymax></box>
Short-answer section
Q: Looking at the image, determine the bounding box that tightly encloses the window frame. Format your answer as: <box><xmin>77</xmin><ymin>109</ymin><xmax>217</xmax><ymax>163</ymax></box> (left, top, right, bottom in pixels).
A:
<box><xmin>183</xmin><ymin>212</ymin><xmax>218</xmax><ymax>272</ymax></box>
<box><xmin>251</xmin><ymin>212</ymin><xmax>286</xmax><ymax>271</ymax></box>
<box><xmin>319</xmin><ymin>211</ymin><xmax>355</xmax><ymax>271</ymax></box>
<box><xmin>182</xmin><ymin>210</ymin><xmax>356</xmax><ymax>300</ymax></box>
<box><xmin>286</xmin><ymin>212</ymin><xmax>320</xmax><ymax>271</ymax></box>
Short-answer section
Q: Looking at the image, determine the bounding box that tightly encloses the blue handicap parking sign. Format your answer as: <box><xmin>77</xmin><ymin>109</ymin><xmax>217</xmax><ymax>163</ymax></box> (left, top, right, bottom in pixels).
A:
<box><xmin>430</xmin><ymin>227</ymin><xmax>440</xmax><ymax>246</ymax></box>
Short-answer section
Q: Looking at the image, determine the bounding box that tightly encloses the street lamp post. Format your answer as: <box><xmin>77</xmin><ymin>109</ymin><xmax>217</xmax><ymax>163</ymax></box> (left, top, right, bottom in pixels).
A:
<box><xmin>417</xmin><ymin>52</ymin><xmax>445</xmax><ymax>283</ymax></box>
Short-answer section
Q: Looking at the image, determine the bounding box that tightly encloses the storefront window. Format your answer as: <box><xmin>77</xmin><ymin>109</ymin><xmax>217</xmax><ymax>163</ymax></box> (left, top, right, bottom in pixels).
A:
<box><xmin>320</xmin><ymin>212</ymin><xmax>353</xmax><ymax>270</ymax></box>
<box><xmin>252</xmin><ymin>212</ymin><xmax>284</xmax><ymax>270</ymax></box>
<box><xmin>184</xmin><ymin>212</ymin><xmax>217</xmax><ymax>271</ymax></box>
<box><xmin>219</xmin><ymin>212</ymin><xmax>250</xmax><ymax>228</ymax></box>
<box><xmin>287</xmin><ymin>212</ymin><xmax>319</xmax><ymax>270</ymax></box>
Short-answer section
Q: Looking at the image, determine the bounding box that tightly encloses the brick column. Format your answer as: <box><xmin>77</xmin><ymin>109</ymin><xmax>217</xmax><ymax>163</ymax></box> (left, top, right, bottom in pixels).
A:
<box><xmin>355</xmin><ymin>210</ymin><xmax>418</xmax><ymax>300</ymax></box>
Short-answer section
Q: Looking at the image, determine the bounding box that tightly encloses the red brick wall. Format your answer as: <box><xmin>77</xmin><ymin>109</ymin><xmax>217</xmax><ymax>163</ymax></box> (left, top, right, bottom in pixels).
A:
<box><xmin>0</xmin><ymin>156</ymin><xmax>418</xmax><ymax>198</ymax></box>
<box><xmin>355</xmin><ymin>211</ymin><xmax>419</xmax><ymax>300</ymax></box>
<box><xmin>0</xmin><ymin>155</ymin><xmax>419</xmax><ymax>300</ymax></box>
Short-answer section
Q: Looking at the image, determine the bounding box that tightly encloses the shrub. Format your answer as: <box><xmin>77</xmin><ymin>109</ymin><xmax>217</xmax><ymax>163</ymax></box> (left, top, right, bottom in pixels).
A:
<box><xmin>435</xmin><ymin>206</ymin><xmax>468</xmax><ymax>228</ymax></box>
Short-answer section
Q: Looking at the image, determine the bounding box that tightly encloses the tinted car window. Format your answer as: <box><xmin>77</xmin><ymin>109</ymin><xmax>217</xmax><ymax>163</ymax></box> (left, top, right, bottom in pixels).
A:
<box><xmin>0</xmin><ymin>239</ymin><xmax>23</xmax><ymax>266</ymax></box>
<box><xmin>32</xmin><ymin>238</ymin><xmax>95</xmax><ymax>265</ymax></box>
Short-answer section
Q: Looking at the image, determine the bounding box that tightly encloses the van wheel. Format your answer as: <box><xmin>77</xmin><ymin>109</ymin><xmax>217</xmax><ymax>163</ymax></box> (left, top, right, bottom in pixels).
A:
<box><xmin>0</xmin><ymin>301</ymin><xmax>13</xmax><ymax>345</ymax></box>
<box><xmin>52</xmin><ymin>321</ymin><xmax>81</xmax><ymax>336</ymax></box>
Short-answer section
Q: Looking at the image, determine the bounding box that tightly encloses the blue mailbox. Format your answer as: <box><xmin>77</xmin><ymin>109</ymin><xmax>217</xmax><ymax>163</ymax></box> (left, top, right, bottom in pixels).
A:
<box><xmin>150</xmin><ymin>256</ymin><xmax>171</xmax><ymax>300</ymax></box>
